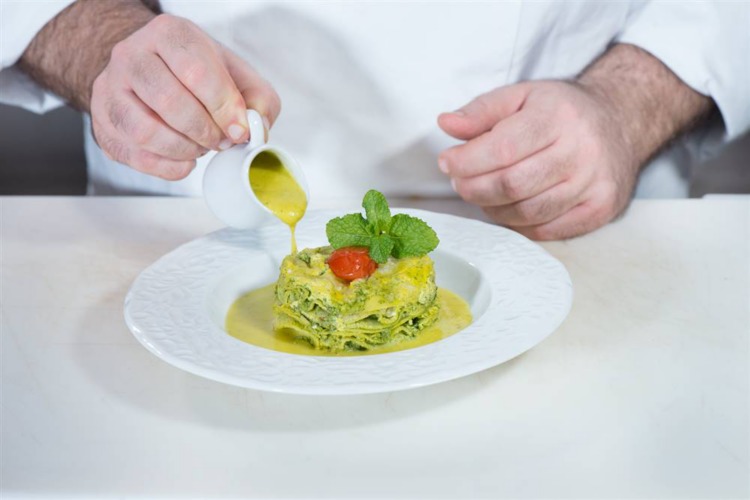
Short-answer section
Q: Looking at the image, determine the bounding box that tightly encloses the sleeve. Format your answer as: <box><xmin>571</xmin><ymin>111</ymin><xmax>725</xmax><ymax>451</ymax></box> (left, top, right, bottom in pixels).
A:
<box><xmin>0</xmin><ymin>0</ymin><xmax>76</xmax><ymax>113</ymax></box>
<box><xmin>616</xmin><ymin>1</ymin><xmax>750</xmax><ymax>141</ymax></box>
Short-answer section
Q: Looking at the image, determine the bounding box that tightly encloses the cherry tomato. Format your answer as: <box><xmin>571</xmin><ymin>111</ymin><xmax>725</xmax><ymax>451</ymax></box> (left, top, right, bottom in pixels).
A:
<box><xmin>327</xmin><ymin>247</ymin><xmax>378</xmax><ymax>282</ymax></box>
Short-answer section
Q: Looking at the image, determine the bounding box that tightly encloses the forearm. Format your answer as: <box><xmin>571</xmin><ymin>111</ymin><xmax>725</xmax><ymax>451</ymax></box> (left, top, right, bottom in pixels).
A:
<box><xmin>577</xmin><ymin>43</ymin><xmax>715</xmax><ymax>169</ymax></box>
<box><xmin>18</xmin><ymin>0</ymin><xmax>161</xmax><ymax>112</ymax></box>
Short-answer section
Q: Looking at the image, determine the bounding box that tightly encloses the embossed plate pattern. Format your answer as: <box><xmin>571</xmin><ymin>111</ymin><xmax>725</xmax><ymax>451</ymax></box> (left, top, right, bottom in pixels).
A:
<box><xmin>124</xmin><ymin>209</ymin><xmax>572</xmax><ymax>394</ymax></box>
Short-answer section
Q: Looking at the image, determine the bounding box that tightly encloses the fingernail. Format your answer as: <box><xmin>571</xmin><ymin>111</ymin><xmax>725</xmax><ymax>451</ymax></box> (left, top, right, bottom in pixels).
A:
<box><xmin>228</xmin><ymin>124</ymin><xmax>245</xmax><ymax>142</ymax></box>
<box><xmin>438</xmin><ymin>158</ymin><xmax>449</xmax><ymax>174</ymax></box>
<box><xmin>218</xmin><ymin>138</ymin><xmax>233</xmax><ymax>151</ymax></box>
<box><xmin>452</xmin><ymin>109</ymin><xmax>466</xmax><ymax>116</ymax></box>
<box><xmin>450</xmin><ymin>178</ymin><xmax>457</xmax><ymax>192</ymax></box>
<box><xmin>262</xmin><ymin>116</ymin><xmax>270</xmax><ymax>142</ymax></box>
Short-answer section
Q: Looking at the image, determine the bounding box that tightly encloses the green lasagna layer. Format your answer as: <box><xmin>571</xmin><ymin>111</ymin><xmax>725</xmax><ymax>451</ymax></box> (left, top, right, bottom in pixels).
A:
<box><xmin>273</xmin><ymin>246</ymin><xmax>439</xmax><ymax>352</ymax></box>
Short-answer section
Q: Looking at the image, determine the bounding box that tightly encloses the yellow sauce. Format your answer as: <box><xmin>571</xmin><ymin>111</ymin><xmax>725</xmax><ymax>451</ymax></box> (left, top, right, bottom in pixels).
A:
<box><xmin>225</xmin><ymin>285</ymin><xmax>473</xmax><ymax>357</ymax></box>
<box><xmin>249</xmin><ymin>151</ymin><xmax>307</xmax><ymax>253</ymax></box>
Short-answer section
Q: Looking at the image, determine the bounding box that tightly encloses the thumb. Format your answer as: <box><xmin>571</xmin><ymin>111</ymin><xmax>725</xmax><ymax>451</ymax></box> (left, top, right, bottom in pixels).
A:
<box><xmin>438</xmin><ymin>82</ymin><xmax>530</xmax><ymax>140</ymax></box>
<box><xmin>222</xmin><ymin>47</ymin><xmax>282</xmax><ymax>129</ymax></box>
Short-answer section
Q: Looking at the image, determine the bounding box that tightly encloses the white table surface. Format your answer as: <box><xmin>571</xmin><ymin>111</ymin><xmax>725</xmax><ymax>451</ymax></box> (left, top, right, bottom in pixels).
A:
<box><xmin>2</xmin><ymin>196</ymin><xmax>748</xmax><ymax>499</ymax></box>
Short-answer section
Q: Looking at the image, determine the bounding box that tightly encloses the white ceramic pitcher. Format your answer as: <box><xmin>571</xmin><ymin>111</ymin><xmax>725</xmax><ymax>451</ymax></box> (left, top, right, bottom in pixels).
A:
<box><xmin>203</xmin><ymin>110</ymin><xmax>309</xmax><ymax>229</ymax></box>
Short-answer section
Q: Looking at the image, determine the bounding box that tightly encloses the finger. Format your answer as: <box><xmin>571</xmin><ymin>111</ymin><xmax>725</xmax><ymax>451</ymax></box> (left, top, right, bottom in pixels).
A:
<box><xmin>151</xmin><ymin>16</ymin><xmax>249</xmax><ymax>143</ymax></box>
<box><xmin>106</xmin><ymin>90</ymin><xmax>208</xmax><ymax>161</ymax></box>
<box><xmin>128</xmin><ymin>150</ymin><xmax>197</xmax><ymax>181</ymax></box>
<box><xmin>124</xmin><ymin>49</ymin><xmax>226</xmax><ymax>150</ymax></box>
<box><xmin>508</xmin><ymin>201</ymin><xmax>604</xmax><ymax>241</ymax></box>
<box><xmin>93</xmin><ymin>113</ymin><xmax>197</xmax><ymax>181</ymax></box>
<box><xmin>438</xmin><ymin>83</ymin><xmax>531</xmax><ymax>141</ymax></box>
<box><xmin>222</xmin><ymin>47</ymin><xmax>281</xmax><ymax>129</ymax></box>
<box><xmin>440</xmin><ymin>107</ymin><xmax>559</xmax><ymax>178</ymax></box>
<box><xmin>483</xmin><ymin>180</ymin><xmax>586</xmax><ymax>228</ymax></box>
<box><xmin>510</xmin><ymin>179</ymin><xmax>627</xmax><ymax>240</ymax></box>
<box><xmin>451</xmin><ymin>144</ymin><xmax>569</xmax><ymax>206</ymax></box>
<box><xmin>92</xmin><ymin>115</ymin><xmax>132</xmax><ymax>166</ymax></box>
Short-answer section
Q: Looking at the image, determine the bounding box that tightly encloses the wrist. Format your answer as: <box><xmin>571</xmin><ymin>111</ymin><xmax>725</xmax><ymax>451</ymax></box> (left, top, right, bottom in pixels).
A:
<box><xmin>19</xmin><ymin>0</ymin><xmax>158</xmax><ymax>112</ymax></box>
<box><xmin>576</xmin><ymin>43</ymin><xmax>714</xmax><ymax>169</ymax></box>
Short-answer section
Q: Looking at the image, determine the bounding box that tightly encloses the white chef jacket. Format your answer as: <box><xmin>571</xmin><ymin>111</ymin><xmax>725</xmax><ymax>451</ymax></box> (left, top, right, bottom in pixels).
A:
<box><xmin>2</xmin><ymin>1</ymin><xmax>748</xmax><ymax>204</ymax></box>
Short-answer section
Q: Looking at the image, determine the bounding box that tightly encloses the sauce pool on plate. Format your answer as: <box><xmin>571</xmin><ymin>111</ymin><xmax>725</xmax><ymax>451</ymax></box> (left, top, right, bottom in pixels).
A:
<box><xmin>225</xmin><ymin>285</ymin><xmax>473</xmax><ymax>356</ymax></box>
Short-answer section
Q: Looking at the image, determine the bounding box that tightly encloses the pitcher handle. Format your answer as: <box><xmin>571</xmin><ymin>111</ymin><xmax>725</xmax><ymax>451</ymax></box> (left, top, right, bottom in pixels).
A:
<box><xmin>246</xmin><ymin>109</ymin><xmax>266</xmax><ymax>150</ymax></box>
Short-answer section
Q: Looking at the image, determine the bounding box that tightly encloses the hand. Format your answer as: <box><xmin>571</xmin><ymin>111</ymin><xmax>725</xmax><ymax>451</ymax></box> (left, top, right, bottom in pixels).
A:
<box><xmin>437</xmin><ymin>44</ymin><xmax>713</xmax><ymax>241</ymax></box>
<box><xmin>91</xmin><ymin>14</ymin><xmax>281</xmax><ymax>180</ymax></box>
<box><xmin>437</xmin><ymin>80</ymin><xmax>638</xmax><ymax>240</ymax></box>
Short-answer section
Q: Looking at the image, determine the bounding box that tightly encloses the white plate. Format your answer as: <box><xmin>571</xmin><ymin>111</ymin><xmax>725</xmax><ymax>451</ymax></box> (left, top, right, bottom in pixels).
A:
<box><xmin>124</xmin><ymin>209</ymin><xmax>572</xmax><ymax>395</ymax></box>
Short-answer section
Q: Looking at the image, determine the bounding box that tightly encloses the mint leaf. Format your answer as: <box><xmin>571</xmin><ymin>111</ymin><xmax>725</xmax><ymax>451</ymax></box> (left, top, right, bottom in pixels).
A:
<box><xmin>325</xmin><ymin>190</ymin><xmax>439</xmax><ymax>263</ymax></box>
<box><xmin>362</xmin><ymin>189</ymin><xmax>391</xmax><ymax>235</ymax></box>
<box><xmin>389</xmin><ymin>213</ymin><xmax>439</xmax><ymax>258</ymax></box>
<box><xmin>368</xmin><ymin>235</ymin><xmax>394</xmax><ymax>264</ymax></box>
<box><xmin>326</xmin><ymin>213</ymin><xmax>371</xmax><ymax>249</ymax></box>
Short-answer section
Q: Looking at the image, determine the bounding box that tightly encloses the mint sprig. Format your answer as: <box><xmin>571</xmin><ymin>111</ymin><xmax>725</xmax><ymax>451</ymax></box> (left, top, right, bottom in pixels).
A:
<box><xmin>325</xmin><ymin>190</ymin><xmax>439</xmax><ymax>264</ymax></box>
